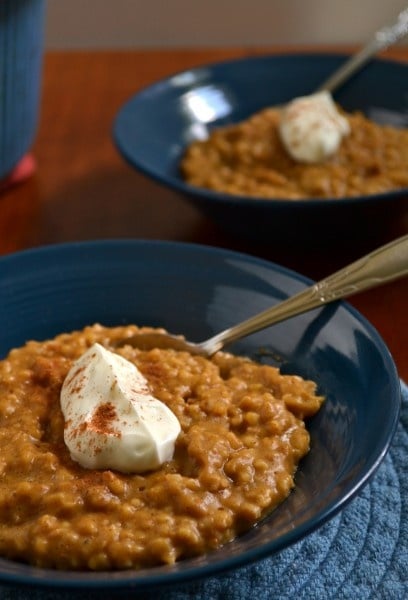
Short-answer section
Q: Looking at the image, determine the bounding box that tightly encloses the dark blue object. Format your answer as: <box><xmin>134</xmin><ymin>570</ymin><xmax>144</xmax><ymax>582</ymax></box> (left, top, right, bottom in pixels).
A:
<box><xmin>0</xmin><ymin>0</ymin><xmax>45</xmax><ymax>178</ymax></box>
<box><xmin>0</xmin><ymin>240</ymin><xmax>400</xmax><ymax>591</ymax></box>
<box><xmin>113</xmin><ymin>54</ymin><xmax>408</xmax><ymax>242</ymax></box>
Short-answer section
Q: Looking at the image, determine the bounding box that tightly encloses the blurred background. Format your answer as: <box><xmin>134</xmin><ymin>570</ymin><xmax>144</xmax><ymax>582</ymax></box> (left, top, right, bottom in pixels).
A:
<box><xmin>45</xmin><ymin>0</ymin><xmax>408</xmax><ymax>48</ymax></box>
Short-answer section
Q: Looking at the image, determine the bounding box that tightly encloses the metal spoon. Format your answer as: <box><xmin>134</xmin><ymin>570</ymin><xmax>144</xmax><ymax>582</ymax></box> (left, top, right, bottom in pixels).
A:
<box><xmin>317</xmin><ymin>7</ymin><xmax>408</xmax><ymax>95</ymax></box>
<box><xmin>118</xmin><ymin>234</ymin><xmax>408</xmax><ymax>357</ymax></box>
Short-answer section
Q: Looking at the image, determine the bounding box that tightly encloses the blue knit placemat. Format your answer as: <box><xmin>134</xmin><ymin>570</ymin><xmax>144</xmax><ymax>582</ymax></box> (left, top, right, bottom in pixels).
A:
<box><xmin>1</xmin><ymin>382</ymin><xmax>407</xmax><ymax>600</ymax></box>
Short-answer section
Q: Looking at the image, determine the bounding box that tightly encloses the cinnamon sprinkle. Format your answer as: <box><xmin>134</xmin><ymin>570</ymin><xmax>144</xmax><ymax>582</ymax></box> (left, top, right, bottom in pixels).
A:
<box><xmin>89</xmin><ymin>402</ymin><xmax>120</xmax><ymax>436</ymax></box>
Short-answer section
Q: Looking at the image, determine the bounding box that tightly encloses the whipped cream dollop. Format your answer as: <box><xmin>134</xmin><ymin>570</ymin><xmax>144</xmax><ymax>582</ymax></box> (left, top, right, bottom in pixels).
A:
<box><xmin>60</xmin><ymin>343</ymin><xmax>181</xmax><ymax>473</ymax></box>
<box><xmin>278</xmin><ymin>91</ymin><xmax>350</xmax><ymax>164</ymax></box>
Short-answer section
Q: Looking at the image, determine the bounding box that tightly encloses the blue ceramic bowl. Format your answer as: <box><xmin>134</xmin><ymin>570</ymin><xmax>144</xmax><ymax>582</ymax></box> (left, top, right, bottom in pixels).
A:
<box><xmin>0</xmin><ymin>240</ymin><xmax>400</xmax><ymax>592</ymax></box>
<box><xmin>113</xmin><ymin>54</ymin><xmax>408</xmax><ymax>243</ymax></box>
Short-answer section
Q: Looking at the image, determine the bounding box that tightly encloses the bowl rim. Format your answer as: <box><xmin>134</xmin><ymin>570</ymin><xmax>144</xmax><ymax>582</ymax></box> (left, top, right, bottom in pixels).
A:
<box><xmin>113</xmin><ymin>52</ymin><xmax>408</xmax><ymax>209</ymax></box>
<box><xmin>0</xmin><ymin>238</ymin><xmax>402</xmax><ymax>591</ymax></box>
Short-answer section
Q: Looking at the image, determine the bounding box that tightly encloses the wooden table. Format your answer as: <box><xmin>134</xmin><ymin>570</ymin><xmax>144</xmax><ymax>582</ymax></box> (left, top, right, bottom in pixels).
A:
<box><xmin>1</xmin><ymin>46</ymin><xmax>407</xmax><ymax>380</ymax></box>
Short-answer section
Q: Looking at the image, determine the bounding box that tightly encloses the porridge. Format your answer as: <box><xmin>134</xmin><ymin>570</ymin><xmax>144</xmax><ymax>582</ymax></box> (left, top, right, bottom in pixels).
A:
<box><xmin>0</xmin><ymin>324</ymin><xmax>324</xmax><ymax>570</ymax></box>
<box><xmin>180</xmin><ymin>107</ymin><xmax>408</xmax><ymax>199</ymax></box>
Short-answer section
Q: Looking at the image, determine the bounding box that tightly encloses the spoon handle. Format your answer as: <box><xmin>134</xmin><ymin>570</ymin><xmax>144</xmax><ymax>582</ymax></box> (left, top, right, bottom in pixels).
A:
<box><xmin>203</xmin><ymin>235</ymin><xmax>408</xmax><ymax>354</ymax></box>
<box><xmin>317</xmin><ymin>7</ymin><xmax>408</xmax><ymax>94</ymax></box>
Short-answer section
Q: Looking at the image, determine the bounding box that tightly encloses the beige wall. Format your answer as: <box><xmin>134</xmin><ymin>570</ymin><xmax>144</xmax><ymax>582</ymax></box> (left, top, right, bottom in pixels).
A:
<box><xmin>45</xmin><ymin>0</ymin><xmax>408</xmax><ymax>48</ymax></box>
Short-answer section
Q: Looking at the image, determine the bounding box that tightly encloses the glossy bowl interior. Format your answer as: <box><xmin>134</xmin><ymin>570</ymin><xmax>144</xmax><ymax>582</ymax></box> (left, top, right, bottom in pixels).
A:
<box><xmin>0</xmin><ymin>240</ymin><xmax>401</xmax><ymax>592</ymax></box>
<box><xmin>113</xmin><ymin>53</ymin><xmax>408</xmax><ymax>243</ymax></box>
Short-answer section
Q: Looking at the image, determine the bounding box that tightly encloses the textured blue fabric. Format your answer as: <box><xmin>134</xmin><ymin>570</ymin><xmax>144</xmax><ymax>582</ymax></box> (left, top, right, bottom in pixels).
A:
<box><xmin>1</xmin><ymin>382</ymin><xmax>407</xmax><ymax>600</ymax></box>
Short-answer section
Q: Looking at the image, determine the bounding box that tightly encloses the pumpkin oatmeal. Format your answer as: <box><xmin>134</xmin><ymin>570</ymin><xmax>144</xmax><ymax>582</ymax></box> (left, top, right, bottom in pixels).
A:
<box><xmin>180</xmin><ymin>107</ymin><xmax>408</xmax><ymax>199</ymax></box>
<box><xmin>0</xmin><ymin>324</ymin><xmax>324</xmax><ymax>570</ymax></box>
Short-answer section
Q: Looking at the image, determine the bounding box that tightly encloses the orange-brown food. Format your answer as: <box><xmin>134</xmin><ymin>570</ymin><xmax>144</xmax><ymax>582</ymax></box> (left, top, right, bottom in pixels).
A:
<box><xmin>180</xmin><ymin>107</ymin><xmax>408</xmax><ymax>199</ymax></box>
<box><xmin>0</xmin><ymin>324</ymin><xmax>324</xmax><ymax>570</ymax></box>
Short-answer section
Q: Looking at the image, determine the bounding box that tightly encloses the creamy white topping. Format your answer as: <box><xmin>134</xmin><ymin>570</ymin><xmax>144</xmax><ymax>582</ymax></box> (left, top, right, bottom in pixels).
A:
<box><xmin>60</xmin><ymin>343</ymin><xmax>181</xmax><ymax>473</ymax></box>
<box><xmin>278</xmin><ymin>91</ymin><xmax>350</xmax><ymax>164</ymax></box>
